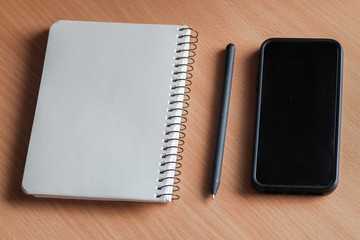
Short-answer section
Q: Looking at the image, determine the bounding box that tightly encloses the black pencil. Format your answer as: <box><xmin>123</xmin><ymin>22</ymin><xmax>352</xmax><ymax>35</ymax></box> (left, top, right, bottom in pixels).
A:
<box><xmin>210</xmin><ymin>43</ymin><xmax>235</xmax><ymax>199</ymax></box>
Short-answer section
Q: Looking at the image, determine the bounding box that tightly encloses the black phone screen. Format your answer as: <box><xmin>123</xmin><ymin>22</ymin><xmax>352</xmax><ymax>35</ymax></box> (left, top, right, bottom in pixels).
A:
<box><xmin>255</xmin><ymin>39</ymin><xmax>342</xmax><ymax>188</ymax></box>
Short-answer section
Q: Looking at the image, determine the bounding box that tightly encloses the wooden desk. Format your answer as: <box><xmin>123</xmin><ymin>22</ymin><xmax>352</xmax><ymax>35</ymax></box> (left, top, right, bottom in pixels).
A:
<box><xmin>1</xmin><ymin>0</ymin><xmax>359</xmax><ymax>238</ymax></box>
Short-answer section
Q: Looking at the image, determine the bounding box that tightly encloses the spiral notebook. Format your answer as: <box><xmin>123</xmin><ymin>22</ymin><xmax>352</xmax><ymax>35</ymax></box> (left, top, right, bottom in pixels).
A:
<box><xmin>21</xmin><ymin>20</ymin><xmax>197</xmax><ymax>202</ymax></box>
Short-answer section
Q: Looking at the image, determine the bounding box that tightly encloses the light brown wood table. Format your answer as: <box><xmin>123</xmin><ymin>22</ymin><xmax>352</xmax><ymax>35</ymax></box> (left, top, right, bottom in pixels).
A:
<box><xmin>1</xmin><ymin>0</ymin><xmax>359</xmax><ymax>239</ymax></box>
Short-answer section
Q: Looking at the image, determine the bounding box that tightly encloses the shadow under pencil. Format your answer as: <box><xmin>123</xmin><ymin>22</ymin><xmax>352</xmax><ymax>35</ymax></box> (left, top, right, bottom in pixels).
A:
<box><xmin>237</xmin><ymin>50</ymin><xmax>259</xmax><ymax>195</ymax></box>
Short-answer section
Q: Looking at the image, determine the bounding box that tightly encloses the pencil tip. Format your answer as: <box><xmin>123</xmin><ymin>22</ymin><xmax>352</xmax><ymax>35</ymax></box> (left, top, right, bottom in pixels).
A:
<box><xmin>212</xmin><ymin>194</ymin><xmax>215</xmax><ymax>200</ymax></box>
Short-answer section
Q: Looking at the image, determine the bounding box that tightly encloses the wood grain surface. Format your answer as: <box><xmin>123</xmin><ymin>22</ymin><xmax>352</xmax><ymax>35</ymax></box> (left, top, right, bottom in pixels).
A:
<box><xmin>1</xmin><ymin>0</ymin><xmax>359</xmax><ymax>239</ymax></box>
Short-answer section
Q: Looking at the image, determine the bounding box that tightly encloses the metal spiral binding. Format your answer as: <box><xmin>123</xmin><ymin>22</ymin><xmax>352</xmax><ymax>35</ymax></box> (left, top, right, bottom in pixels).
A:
<box><xmin>156</xmin><ymin>27</ymin><xmax>198</xmax><ymax>201</ymax></box>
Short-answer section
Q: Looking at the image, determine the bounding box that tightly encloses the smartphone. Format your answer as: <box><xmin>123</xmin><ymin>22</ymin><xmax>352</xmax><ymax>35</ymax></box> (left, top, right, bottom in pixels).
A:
<box><xmin>252</xmin><ymin>38</ymin><xmax>343</xmax><ymax>194</ymax></box>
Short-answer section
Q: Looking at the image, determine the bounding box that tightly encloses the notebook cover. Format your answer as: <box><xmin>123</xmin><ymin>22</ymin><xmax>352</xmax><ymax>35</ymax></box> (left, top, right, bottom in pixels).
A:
<box><xmin>22</xmin><ymin>20</ymin><xmax>190</xmax><ymax>202</ymax></box>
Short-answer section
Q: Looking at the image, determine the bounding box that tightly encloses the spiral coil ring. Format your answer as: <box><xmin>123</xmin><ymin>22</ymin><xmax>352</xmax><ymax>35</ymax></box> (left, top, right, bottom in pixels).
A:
<box><xmin>156</xmin><ymin>193</ymin><xmax>180</xmax><ymax>200</ymax></box>
<box><xmin>175</xmin><ymin>64</ymin><xmax>193</xmax><ymax>71</ymax></box>
<box><xmin>166</xmin><ymin>123</ymin><xmax>186</xmax><ymax>131</ymax></box>
<box><xmin>158</xmin><ymin>185</ymin><xmax>180</xmax><ymax>191</ymax></box>
<box><xmin>165</xmin><ymin>130</ymin><xmax>185</xmax><ymax>139</ymax></box>
<box><xmin>171</xmin><ymin>92</ymin><xmax>190</xmax><ymax>101</ymax></box>
<box><xmin>170</xmin><ymin>101</ymin><xmax>189</xmax><ymax>108</ymax></box>
<box><xmin>164</xmin><ymin>138</ymin><xmax>185</xmax><ymax>146</ymax></box>
<box><xmin>160</xmin><ymin>169</ymin><xmax>181</xmax><ymax>176</ymax></box>
<box><xmin>156</xmin><ymin>27</ymin><xmax>198</xmax><ymax>201</ymax></box>
<box><xmin>159</xmin><ymin>176</ymin><xmax>181</xmax><ymax>184</ymax></box>
<box><xmin>162</xmin><ymin>153</ymin><xmax>183</xmax><ymax>161</ymax></box>
<box><xmin>161</xmin><ymin>161</ymin><xmax>182</xmax><ymax>168</ymax></box>
<box><xmin>167</xmin><ymin>114</ymin><xmax>187</xmax><ymax>124</ymax></box>
<box><xmin>176</xmin><ymin>57</ymin><xmax>195</xmax><ymax>65</ymax></box>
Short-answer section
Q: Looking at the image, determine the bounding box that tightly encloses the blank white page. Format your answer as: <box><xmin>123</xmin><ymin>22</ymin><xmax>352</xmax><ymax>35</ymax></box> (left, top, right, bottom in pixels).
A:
<box><xmin>22</xmin><ymin>20</ymin><xmax>190</xmax><ymax>202</ymax></box>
